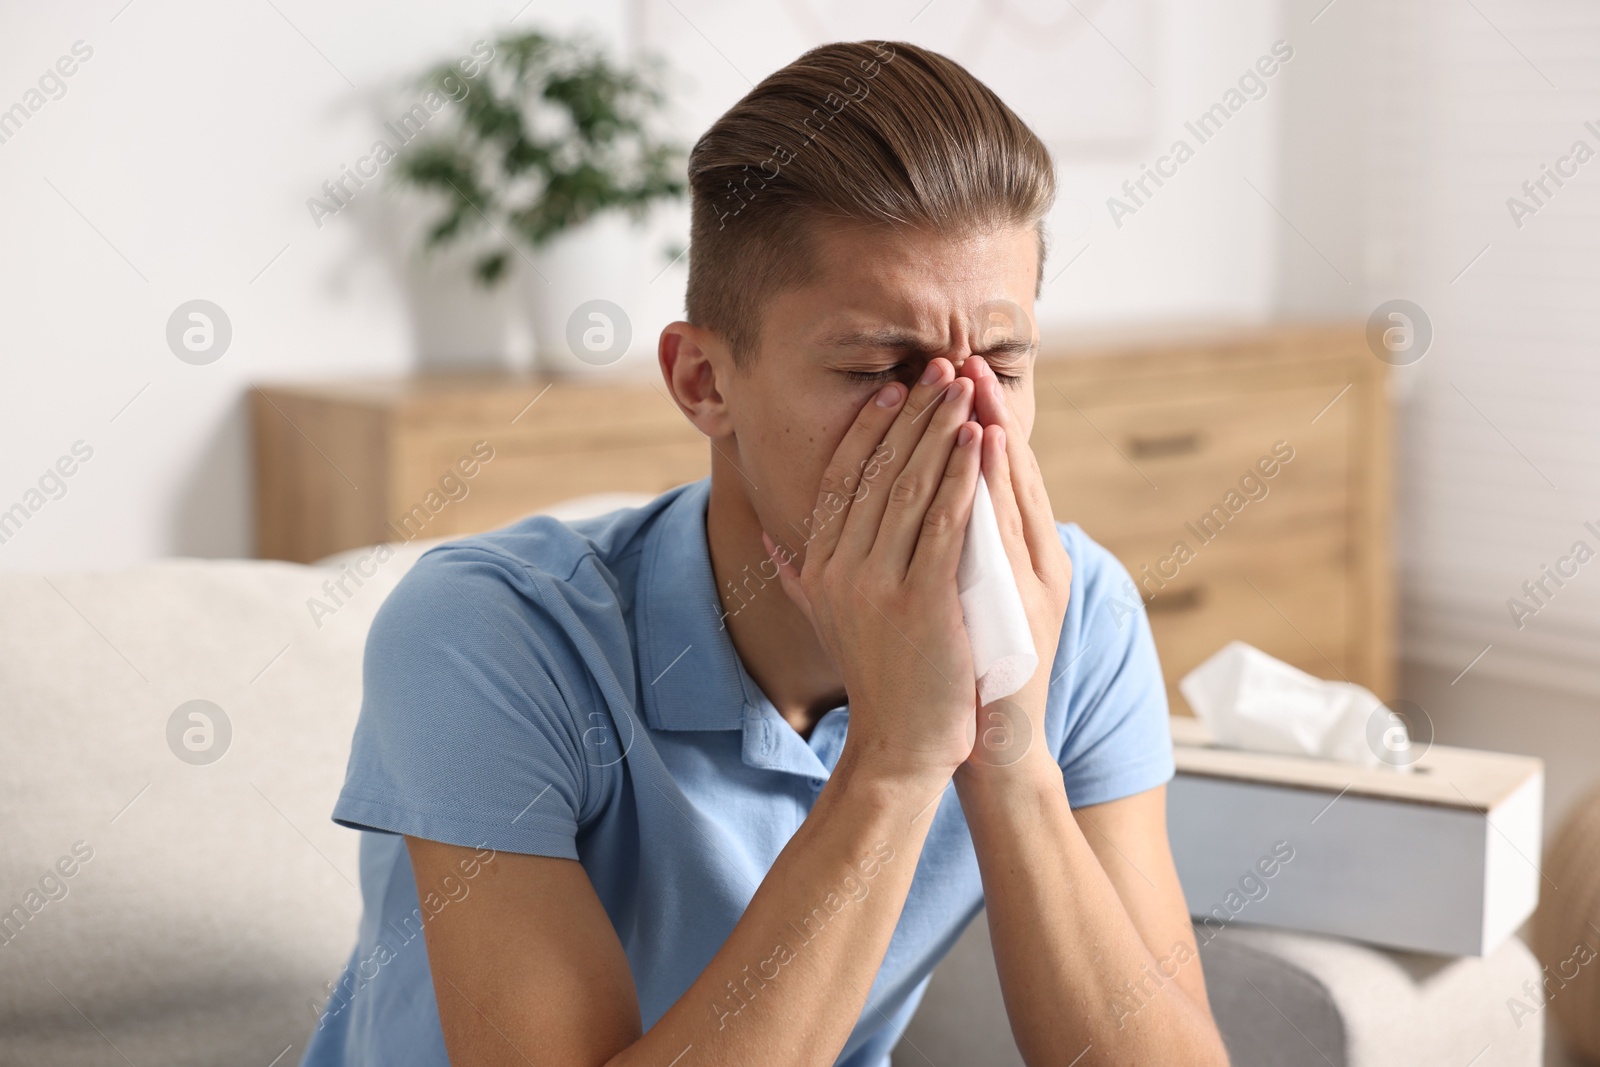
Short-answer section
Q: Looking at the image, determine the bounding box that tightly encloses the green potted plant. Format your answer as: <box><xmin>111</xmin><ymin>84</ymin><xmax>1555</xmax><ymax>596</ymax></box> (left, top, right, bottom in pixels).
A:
<box><xmin>395</xmin><ymin>28</ymin><xmax>687</xmax><ymax>375</ymax></box>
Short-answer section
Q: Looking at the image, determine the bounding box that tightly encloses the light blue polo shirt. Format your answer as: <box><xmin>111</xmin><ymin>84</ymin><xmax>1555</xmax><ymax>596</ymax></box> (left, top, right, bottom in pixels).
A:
<box><xmin>301</xmin><ymin>475</ymin><xmax>1173</xmax><ymax>1067</ymax></box>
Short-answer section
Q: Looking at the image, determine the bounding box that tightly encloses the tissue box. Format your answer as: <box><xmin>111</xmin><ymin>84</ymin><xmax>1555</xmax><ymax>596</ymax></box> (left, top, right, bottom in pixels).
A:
<box><xmin>1165</xmin><ymin>716</ymin><xmax>1543</xmax><ymax>957</ymax></box>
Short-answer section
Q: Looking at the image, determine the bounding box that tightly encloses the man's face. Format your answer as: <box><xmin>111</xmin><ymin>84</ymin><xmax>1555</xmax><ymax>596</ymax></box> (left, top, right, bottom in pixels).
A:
<box><xmin>720</xmin><ymin>220</ymin><xmax>1040</xmax><ymax>557</ymax></box>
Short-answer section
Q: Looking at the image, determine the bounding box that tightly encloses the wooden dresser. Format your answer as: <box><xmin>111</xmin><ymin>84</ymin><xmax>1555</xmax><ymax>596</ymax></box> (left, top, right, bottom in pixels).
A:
<box><xmin>252</xmin><ymin>323</ymin><xmax>1391</xmax><ymax>711</ymax></box>
<box><xmin>1030</xmin><ymin>324</ymin><xmax>1392</xmax><ymax>712</ymax></box>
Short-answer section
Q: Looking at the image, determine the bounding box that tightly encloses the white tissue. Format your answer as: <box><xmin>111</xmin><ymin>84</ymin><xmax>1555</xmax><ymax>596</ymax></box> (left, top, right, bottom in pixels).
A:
<box><xmin>1179</xmin><ymin>641</ymin><xmax>1410</xmax><ymax>770</ymax></box>
<box><xmin>958</xmin><ymin>472</ymin><xmax>1039</xmax><ymax>705</ymax></box>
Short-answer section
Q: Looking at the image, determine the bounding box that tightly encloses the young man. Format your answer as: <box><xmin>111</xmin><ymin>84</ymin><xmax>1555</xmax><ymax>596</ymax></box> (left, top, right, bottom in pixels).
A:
<box><xmin>302</xmin><ymin>39</ymin><xmax>1228</xmax><ymax>1067</ymax></box>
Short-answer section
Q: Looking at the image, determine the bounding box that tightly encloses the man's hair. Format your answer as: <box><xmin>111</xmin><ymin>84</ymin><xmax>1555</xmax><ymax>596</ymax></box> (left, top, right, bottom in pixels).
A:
<box><xmin>685</xmin><ymin>40</ymin><xmax>1056</xmax><ymax>368</ymax></box>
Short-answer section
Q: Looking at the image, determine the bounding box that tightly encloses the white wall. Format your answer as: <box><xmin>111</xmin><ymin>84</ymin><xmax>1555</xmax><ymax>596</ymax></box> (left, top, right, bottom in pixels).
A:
<box><xmin>0</xmin><ymin>0</ymin><xmax>1285</xmax><ymax>571</ymax></box>
<box><xmin>1271</xmin><ymin>0</ymin><xmax>1600</xmax><ymax>848</ymax></box>
<box><xmin>1275</xmin><ymin>0</ymin><xmax>1600</xmax><ymax>701</ymax></box>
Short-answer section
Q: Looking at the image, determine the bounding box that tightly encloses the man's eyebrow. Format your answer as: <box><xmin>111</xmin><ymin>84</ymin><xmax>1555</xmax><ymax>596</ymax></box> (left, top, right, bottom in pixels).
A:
<box><xmin>816</xmin><ymin>327</ymin><xmax>1037</xmax><ymax>357</ymax></box>
<box><xmin>972</xmin><ymin>336</ymin><xmax>1038</xmax><ymax>357</ymax></box>
<box><xmin>816</xmin><ymin>327</ymin><xmax>932</xmax><ymax>353</ymax></box>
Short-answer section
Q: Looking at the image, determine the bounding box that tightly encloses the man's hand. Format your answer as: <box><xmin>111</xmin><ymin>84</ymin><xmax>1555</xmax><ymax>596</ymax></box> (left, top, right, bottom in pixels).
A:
<box><xmin>946</xmin><ymin>365</ymin><xmax>1229</xmax><ymax>1066</ymax></box>
<box><xmin>954</xmin><ymin>355</ymin><xmax>1073</xmax><ymax>785</ymax></box>
<box><xmin>763</xmin><ymin>356</ymin><xmax>985</xmax><ymax>783</ymax></box>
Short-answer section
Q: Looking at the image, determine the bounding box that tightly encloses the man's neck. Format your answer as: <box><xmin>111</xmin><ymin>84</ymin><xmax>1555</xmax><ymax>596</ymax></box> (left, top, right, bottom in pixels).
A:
<box><xmin>704</xmin><ymin>467</ymin><xmax>846</xmax><ymax>740</ymax></box>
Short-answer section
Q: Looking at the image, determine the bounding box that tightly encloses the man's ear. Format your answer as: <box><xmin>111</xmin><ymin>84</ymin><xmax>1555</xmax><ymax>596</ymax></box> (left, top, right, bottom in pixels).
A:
<box><xmin>659</xmin><ymin>321</ymin><xmax>736</xmax><ymax>438</ymax></box>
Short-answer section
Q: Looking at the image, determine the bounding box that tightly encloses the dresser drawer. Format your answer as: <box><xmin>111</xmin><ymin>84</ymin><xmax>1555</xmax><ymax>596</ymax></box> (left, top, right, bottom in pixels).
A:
<box><xmin>1100</xmin><ymin>505</ymin><xmax>1349</xmax><ymax>602</ymax></box>
<box><xmin>1034</xmin><ymin>383</ymin><xmax>1352</xmax><ymax>549</ymax></box>
<box><xmin>1143</xmin><ymin>560</ymin><xmax>1352</xmax><ymax>716</ymax></box>
<box><xmin>1067</xmin><ymin>509</ymin><xmax>1353</xmax><ymax>715</ymax></box>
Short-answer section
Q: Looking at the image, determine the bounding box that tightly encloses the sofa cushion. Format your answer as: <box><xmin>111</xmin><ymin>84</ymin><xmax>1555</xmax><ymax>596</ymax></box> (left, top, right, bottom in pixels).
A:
<box><xmin>0</xmin><ymin>557</ymin><xmax>382</xmax><ymax>1066</ymax></box>
<box><xmin>0</xmin><ymin>493</ymin><xmax>652</xmax><ymax>1067</ymax></box>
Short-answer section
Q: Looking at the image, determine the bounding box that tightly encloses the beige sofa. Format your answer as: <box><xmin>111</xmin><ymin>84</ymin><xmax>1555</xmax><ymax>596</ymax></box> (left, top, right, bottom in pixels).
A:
<box><xmin>0</xmin><ymin>495</ymin><xmax>1542</xmax><ymax>1066</ymax></box>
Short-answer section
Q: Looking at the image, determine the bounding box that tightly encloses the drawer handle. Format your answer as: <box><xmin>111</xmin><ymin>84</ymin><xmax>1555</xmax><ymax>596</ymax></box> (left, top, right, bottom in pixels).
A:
<box><xmin>1126</xmin><ymin>431</ymin><xmax>1201</xmax><ymax>459</ymax></box>
<box><xmin>1146</xmin><ymin>586</ymin><xmax>1205</xmax><ymax>614</ymax></box>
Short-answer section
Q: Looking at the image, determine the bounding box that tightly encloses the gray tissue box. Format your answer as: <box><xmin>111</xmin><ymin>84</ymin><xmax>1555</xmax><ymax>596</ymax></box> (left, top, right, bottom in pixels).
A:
<box><xmin>1164</xmin><ymin>716</ymin><xmax>1544</xmax><ymax>957</ymax></box>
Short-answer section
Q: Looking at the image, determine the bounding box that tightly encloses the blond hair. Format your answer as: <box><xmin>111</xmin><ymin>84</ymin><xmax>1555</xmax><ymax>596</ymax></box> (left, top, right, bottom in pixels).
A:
<box><xmin>685</xmin><ymin>40</ymin><xmax>1056</xmax><ymax>367</ymax></box>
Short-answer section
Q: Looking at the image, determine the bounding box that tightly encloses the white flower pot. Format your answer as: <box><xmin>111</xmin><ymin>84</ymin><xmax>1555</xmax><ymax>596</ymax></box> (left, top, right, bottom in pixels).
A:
<box><xmin>523</xmin><ymin>211</ymin><xmax>652</xmax><ymax>378</ymax></box>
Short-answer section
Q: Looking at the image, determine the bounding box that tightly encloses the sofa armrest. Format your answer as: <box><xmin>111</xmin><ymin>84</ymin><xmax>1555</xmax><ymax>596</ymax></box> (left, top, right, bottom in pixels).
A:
<box><xmin>1199</xmin><ymin>923</ymin><xmax>1543</xmax><ymax>1067</ymax></box>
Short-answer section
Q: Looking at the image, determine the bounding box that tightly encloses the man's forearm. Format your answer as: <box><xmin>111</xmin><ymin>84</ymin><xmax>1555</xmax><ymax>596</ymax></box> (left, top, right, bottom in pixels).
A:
<box><xmin>609</xmin><ymin>745</ymin><xmax>946</xmax><ymax>1067</ymax></box>
<box><xmin>955</xmin><ymin>757</ymin><xmax>1228</xmax><ymax>1066</ymax></box>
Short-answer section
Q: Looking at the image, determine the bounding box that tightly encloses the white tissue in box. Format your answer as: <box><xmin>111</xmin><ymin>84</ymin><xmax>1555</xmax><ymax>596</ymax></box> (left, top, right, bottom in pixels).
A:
<box><xmin>957</xmin><ymin>472</ymin><xmax>1038</xmax><ymax>705</ymax></box>
<box><xmin>1180</xmin><ymin>641</ymin><xmax>1408</xmax><ymax>770</ymax></box>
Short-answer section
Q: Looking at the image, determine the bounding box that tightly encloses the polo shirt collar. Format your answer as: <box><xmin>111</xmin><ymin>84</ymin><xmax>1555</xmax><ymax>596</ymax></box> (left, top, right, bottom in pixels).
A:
<box><xmin>635</xmin><ymin>477</ymin><xmax>752</xmax><ymax>732</ymax></box>
<box><xmin>634</xmin><ymin>479</ymin><xmax>853</xmax><ymax>783</ymax></box>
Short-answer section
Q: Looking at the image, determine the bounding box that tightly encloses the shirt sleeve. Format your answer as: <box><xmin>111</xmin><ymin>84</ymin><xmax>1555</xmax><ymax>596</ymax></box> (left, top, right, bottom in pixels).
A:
<box><xmin>1054</xmin><ymin>526</ymin><xmax>1176</xmax><ymax>808</ymax></box>
<box><xmin>331</xmin><ymin>544</ymin><xmax>597</xmax><ymax>860</ymax></box>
